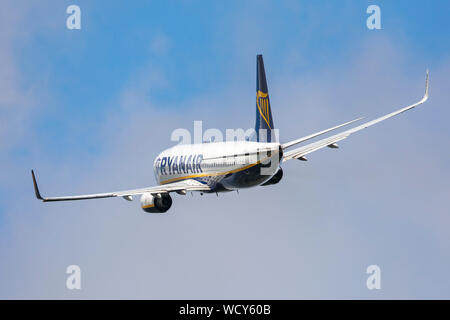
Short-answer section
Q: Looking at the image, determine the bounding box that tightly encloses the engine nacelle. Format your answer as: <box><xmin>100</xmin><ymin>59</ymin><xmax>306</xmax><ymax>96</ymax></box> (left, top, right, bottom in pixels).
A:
<box><xmin>261</xmin><ymin>167</ymin><xmax>283</xmax><ymax>186</ymax></box>
<box><xmin>140</xmin><ymin>192</ymin><xmax>172</xmax><ymax>213</ymax></box>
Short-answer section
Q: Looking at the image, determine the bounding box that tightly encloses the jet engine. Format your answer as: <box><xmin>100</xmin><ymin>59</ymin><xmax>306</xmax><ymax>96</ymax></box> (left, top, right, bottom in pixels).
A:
<box><xmin>140</xmin><ymin>192</ymin><xmax>172</xmax><ymax>213</ymax></box>
<box><xmin>261</xmin><ymin>167</ymin><xmax>283</xmax><ymax>186</ymax></box>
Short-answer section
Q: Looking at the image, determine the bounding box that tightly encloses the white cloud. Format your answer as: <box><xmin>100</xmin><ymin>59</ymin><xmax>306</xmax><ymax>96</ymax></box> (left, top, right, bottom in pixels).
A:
<box><xmin>150</xmin><ymin>33</ymin><xmax>171</xmax><ymax>57</ymax></box>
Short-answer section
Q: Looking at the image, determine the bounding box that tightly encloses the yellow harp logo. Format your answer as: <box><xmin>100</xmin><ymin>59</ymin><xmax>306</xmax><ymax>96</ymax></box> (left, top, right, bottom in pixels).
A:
<box><xmin>256</xmin><ymin>90</ymin><xmax>271</xmax><ymax>129</ymax></box>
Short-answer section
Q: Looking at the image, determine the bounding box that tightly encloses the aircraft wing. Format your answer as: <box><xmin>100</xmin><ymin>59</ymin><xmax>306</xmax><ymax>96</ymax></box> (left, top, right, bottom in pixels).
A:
<box><xmin>31</xmin><ymin>170</ymin><xmax>210</xmax><ymax>202</ymax></box>
<box><xmin>283</xmin><ymin>70</ymin><xmax>429</xmax><ymax>162</ymax></box>
<box><xmin>281</xmin><ymin>117</ymin><xmax>364</xmax><ymax>150</ymax></box>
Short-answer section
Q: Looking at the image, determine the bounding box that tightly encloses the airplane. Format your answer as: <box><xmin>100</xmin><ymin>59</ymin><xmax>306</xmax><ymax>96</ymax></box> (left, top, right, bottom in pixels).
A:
<box><xmin>31</xmin><ymin>54</ymin><xmax>430</xmax><ymax>213</ymax></box>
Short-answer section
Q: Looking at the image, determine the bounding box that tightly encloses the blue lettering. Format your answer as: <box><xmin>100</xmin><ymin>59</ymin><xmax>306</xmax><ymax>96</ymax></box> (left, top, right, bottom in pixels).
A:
<box><xmin>192</xmin><ymin>155</ymin><xmax>197</xmax><ymax>173</ymax></box>
<box><xmin>160</xmin><ymin>157</ymin><xmax>167</xmax><ymax>175</ymax></box>
<box><xmin>186</xmin><ymin>155</ymin><xmax>193</xmax><ymax>173</ymax></box>
<box><xmin>167</xmin><ymin>156</ymin><xmax>173</xmax><ymax>174</ymax></box>
<box><xmin>172</xmin><ymin>156</ymin><xmax>179</xmax><ymax>174</ymax></box>
<box><xmin>179</xmin><ymin>156</ymin><xmax>186</xmax><ymax>174</ymax></box>
<box><xmin>196</xmin><ymin>154</ymin><xmax>203</xmax><ymax>173</ymax></box>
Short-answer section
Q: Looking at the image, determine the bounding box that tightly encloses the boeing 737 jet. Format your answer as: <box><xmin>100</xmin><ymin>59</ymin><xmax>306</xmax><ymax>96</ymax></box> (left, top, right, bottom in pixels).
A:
<box><xmin>32</xmin><ymin>55</ymin><xmax>430</xmax><ymax>213</ymax></box>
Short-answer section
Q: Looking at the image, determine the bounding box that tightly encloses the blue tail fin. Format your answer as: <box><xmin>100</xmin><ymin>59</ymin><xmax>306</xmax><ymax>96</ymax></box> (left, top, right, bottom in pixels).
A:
<box><xmin>255</xmin><ymin>54</ymin><xmax>275</xmax><ymax>142</ymax></box>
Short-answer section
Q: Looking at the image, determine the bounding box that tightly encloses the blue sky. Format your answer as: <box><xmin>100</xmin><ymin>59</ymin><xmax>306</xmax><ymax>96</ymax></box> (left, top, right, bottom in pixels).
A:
<box><xmin>1</xmin><ymin>0</ymin><xmax>449</xmax><ymax>298</ymax></box>
<box><xmin>15</xmin><ymin>0</ymin><xmax>450</xmax><ymax>147</ymax></box>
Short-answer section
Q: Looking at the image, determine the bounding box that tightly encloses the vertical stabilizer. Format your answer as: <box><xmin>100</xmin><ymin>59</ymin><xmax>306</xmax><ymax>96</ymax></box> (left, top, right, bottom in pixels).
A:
<box><xmin>255</xmin><ymin>54</ymin><xmax>275</xmax><ymax>142</ymax></box>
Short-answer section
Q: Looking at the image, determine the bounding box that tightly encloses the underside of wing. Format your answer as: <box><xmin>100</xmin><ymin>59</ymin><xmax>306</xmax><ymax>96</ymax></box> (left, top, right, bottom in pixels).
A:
<box><xmin>31</xmin><ymin>170</ymin><xmax>210</xmax><ymax>202</ymax></box>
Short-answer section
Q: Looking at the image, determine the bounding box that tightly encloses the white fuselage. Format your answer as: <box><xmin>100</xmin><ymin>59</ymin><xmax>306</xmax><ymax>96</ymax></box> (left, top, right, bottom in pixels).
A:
<box><xmin>152</xmin><ymin>141</ymin><xmax>282</xmax><ymax>192</ymax></box>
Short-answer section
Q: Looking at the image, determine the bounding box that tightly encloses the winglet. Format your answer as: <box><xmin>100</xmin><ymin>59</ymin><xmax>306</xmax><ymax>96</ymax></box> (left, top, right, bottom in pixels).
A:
<box><xmin>424</xmin><ymin>69</ymin><xmax>429</xmax><ymax>100</ymax></box>
<box><xmin>31</xmin><ymin>170</ymin><xmax>44</xmax><ymax>201</ymax></box>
